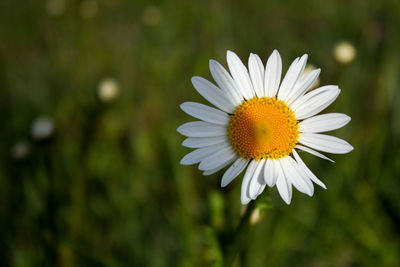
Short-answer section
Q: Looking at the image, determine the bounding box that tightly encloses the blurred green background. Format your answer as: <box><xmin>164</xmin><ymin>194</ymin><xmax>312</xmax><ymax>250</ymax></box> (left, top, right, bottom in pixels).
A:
<box><xmin>1</xmin><ymin>0</ymin><xmax>400</xmax><ymax>266</ymax></box>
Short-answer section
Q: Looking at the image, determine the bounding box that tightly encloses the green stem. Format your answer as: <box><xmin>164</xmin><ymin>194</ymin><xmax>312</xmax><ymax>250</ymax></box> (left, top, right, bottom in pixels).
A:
<box><xmin>223</xmin><ymin>200</ymin><xmax>258</xmax><ymax>267</ymax></box>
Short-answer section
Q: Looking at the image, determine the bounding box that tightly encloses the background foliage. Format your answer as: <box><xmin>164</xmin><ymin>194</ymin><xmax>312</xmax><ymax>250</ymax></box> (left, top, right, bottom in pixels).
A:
<box><xmin>1</xmin><ymin>0</ymin><xmax>400</xmax><ymax>266</ymax></box>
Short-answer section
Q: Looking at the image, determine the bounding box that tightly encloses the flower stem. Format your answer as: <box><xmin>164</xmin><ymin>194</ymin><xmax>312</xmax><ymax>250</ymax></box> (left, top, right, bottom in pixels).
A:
<box><xmin>223</xmin><ymin>200</ymin><xmax>258</xmax><ymax>267</ymax></box>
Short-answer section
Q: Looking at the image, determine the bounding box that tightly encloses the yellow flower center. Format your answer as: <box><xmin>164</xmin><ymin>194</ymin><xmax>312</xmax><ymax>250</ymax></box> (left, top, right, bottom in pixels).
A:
<box><xmin>228</xmin><ymin>97</ymin><xmax>299</xmax><ymax>160</ymax></box>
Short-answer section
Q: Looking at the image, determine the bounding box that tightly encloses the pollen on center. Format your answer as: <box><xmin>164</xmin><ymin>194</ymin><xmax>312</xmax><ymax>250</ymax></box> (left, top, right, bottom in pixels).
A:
<box><xmin>228</xmin><ymin>97</ymin><xmax>299</xmax><ymax>160</ymax></box>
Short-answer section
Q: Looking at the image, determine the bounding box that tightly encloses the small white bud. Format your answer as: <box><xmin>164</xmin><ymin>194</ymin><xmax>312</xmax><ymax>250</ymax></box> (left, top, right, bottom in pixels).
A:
<box><xmin>31</xmin><ymin>116</ymin><xmax>55</xmax><ymax>141</ymax></box>
<box><xmin>98</xmin><ymin>78</ymin><xmax>120</xmax><ymax>103</ymax></box>
<box><xmin>334</xmin><ymin>41</ymin><xmax>356</xmax><ymax>64</ymax></box>
<box><xmin>250</xmin><ymin>207</ymin><xmax>262</xmax><ymax>225</ymax></box>
<box><xmin>11</xmin><ymin>140</ymin><xmax>31</xmax><ymax>160</ymax></box>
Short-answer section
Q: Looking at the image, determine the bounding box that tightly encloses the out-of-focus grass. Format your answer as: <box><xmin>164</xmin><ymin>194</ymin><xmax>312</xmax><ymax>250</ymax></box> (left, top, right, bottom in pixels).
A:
<box><xmin>1</xmin><ymin>0</ymin><xmax>400</xmax><ymax>266</ymax></box>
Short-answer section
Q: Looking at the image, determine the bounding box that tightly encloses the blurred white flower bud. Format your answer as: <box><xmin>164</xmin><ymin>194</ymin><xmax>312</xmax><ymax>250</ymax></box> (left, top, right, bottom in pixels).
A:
<box><xmin>142</xmin><ymin>6</ymin><xmax>162</xmax><ymax>26</ymax></box>
<box><xmin>334</xmin><ymin>41</ymin><xmax>356</xmax><ymax>64</ymax></box>
<box><xmin>250</xmin><ymin>207</ymin><xmax>262</xmax><ymax>225</ymax></box>
<box><xmin>80</xmin><ymin>0</ymin><xmax>98</xmax><ymax>19</ymax></box>
<box><xmin>98</xmin><ymin>78</ymin><xmax>120</xmax><ymax>103</ymax></box>
<box><xmin>11</xmin><ymin>140</ymin><xmax>31</xmax><ymax>160</ymax></box>
<box><xmin>31</xmin><ymin>116</ymin><xmax>55</xmax><ymax>141</ymax></box>
<box><xmin>46</xmin><ymin>0</ymin><xmax>66</xmax><ymax>16</ymax></box>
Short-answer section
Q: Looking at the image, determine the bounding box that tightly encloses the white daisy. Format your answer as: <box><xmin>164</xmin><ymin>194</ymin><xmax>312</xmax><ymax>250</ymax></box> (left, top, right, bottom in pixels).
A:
<box><xmin>178</xmin><ymin>50</ymin><xmax>353</xmax><ymax>205</ymax></box>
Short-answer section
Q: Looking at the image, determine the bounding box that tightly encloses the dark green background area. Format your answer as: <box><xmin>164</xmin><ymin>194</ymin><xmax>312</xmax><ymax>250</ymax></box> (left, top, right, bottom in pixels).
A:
<box><xmin>1</xmin><ymin>0</ymin><xmax>400</xmax><ymax>266</ymax></box>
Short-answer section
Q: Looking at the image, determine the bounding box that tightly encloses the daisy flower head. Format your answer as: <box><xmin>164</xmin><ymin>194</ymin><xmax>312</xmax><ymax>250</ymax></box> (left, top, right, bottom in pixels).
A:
<box><xmin>178</xmin><ymin>50</ymin><xmax>353</xmax><ymax>205</ymax></box>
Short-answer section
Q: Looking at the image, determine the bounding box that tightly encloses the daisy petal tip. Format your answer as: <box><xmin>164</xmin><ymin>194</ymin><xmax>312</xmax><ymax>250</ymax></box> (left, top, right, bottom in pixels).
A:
<box><xmin>209</xmin><ymin>59</ymin><xmax>217</xmax><ymax>69</ymax></box>
<box><xmin>210</xmin><ymin>58</ymin><xmax>220</xmax><ymax>66</ymax></box>
<box><xmin>301</xmin><ymin>54</ymin><xmax>309</xmax><ymax>61</ymax></box>
<box><xmin>179</xmin><ymin>157</ymin><xmax>190</xmax><ymax>165</ymax></box>
<box><xmin>316</xmin><ymin>179</ymin><xmax>327</xmax><ymax>190</ymax></box>
<box><xmin>179</xmin><ymin>102</ymin><xmax>188</xmax><ymax>111</ymax></box>
<box><xmin>220</xmin><ymin>180</ymin><xmax>228</xmax><ymax>188</ymax></box>
<box><xmin>197</xmin><ymin>164</ymin><xmax>205</xmax><ymax>171</ymax></box>
<box><xmin>190</xmin><ymin>76</ymin><xmax>198</xmax><ymax>84</ymax></box>
<box><xmin>343</xmin><ymin>143</ymin><xmax>354</xmax><ymax>153</ymax></box>
<box><xmin>226</xmin><ymin>50</ymin><xmax>234</xmax><ymax>56</ymax></box>
<box><xmin>191</xmin><ymin>76</ymin><xmax>206</xmax><ymax>85</ymax></box>
<box><xmin>241</xmin><ymin>198</ymin><xmax>251</xmax><ymax>205</ymax></box>
<box><xmin>272</xmin><ymin>50</ymin><xmax>282</xmax><ymax>60</ymax></box>
<box><xmin>250</xmin><ymin>52</ymin><xmax>258</xmax><ymax>58</ymax></box>
<box><xmin>176</xmin><ymin>126</ymin><xmax>183</xmax><ymax>135</ymax></box>
<box><xmin>249</xmin><ymin>53</ymin><xmax>256</xmax><ymax>61</ymax></box>
<box><xmin>278</xmin><ymin>188</ymin><xmax>292</xmax><ymax>204</ymax></box>
<box><xmin>180</xmin><ymin>139</ymin><xmax>187</xmax><ymax>147</ymax></box>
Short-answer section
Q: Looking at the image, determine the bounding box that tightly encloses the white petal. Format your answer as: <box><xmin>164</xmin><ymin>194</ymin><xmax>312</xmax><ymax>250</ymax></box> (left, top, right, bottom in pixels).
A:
<box><xmin>199</xmin><ymin>145</ymin><xmax>236</xmax><ymax>171</ymax></box>
<box><xmin>264</xmin><ymin>158</ymin><xmax>278</xmax><ymax>187</ymax></box>
<box><xmin>248</xmin><ymin>159</ymin><xmax>266</xmax><ymax>199</ymax></box>
<box><xmin>298</xmin><ymin>133</ymin><xmax>354</xmax><ymax>154</ymax></box>
<box><xmin>292</xmin><ymin>160</ymin><xmax>315</xmax><ymax>196</ymax></box>
<box><xmin>248</xmin><ymin>53</ymin><xmax>265</xmax><ymax>97</ymax></box>
<box><xmin>182</xmin><ymin>136</ymin><xmax>227</xmax><ymax>148</ymax></box>
<box><xmin>291</xmin><ymin>85</ymin><xmax>335</xmax><ymax>111</ymax></box>
<box><xmin>278</xmin><ymin>54</ymin><xmax>308</xmax><ymax>101</ymax></box>
<box><xmin>177</xmin><ymin>121</ymin><xmax>226</xmax><ymax>137</ymax></box>
<box><xmin>180</xmin><ymin>102</ymin><xmax>229</xmax><ymax>125</ymax></box>
<box><xmin>202</xmin><ymin>155</ymin><xmax>237</xmax><ymax>176</ymax></box>
<box><xmin>241</xmin><ymin>160</ymin><xmax>257</xmax><ymax>205</ymax></box>
<box><xmin>292</xmin><ymin>85</ymin><xmax>341</xmax><ymax>120</ymax></box>
<box><xmin>292</xmin><ymin>149</ymin><xmax>326</xmax><ymax>189</ymax></box>
<box><xmin>276</xmin><ymin>159</ymin><xmax>292</xmax><ymax>204</ymax></box>
<box><xmin>264</xmin><ymin>49</ymin><xmax>282</xmax><ymax>97</ymax></box>
<box><xmin>180</xmin><ymin>143</ymin><xmax>226</xmax><ymax>165</ymax></box>
<box><xmin>256</xmin><ymin>184</ymin><xmax>267</xmax><ymax>197</ymax></box>
<box><xmin>298</xmin><ymin>113</ymin><xmax>351</xmax><ymax>133</ymax></box>
<box><xmin>221</xmin><ymin>157</ymin><xmax>249</xmax><ymax>187</ymax></box>
<box><xmin>281</xmin><ymin>156</ymin><xmax>314</xmax><ymax>196</ymax></box>
<box><xmin>226</xmin><ymin>50</ymin><xmax>255</xmax><ymax>99</ymax></box>
<box><xmin>286</xmin><ymin>69</ymin><xmax>321</xmax><ymax>105</ymax></box>
<box><xmin>295</xmin><ymin>145</ymin><xmax>334</xmax><ymax>162</ymax></box>
<box><xmin>209</xmin><ymin>59</ymin><xmax>243</xmax><ymax>106</ymax></box>
<box><xmin>191</xmin><ymin>76</ymin><xmax>235</xmax><ymax>113</ymax></box>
